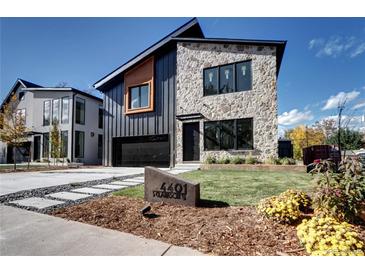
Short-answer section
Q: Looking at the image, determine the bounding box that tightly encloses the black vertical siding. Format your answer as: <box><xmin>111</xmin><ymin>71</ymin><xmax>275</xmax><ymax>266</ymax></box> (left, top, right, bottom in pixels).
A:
<box><xmin>102</xmin><ymin>48</ymin><xmax>176</xmax><ymax>166</ymax></box>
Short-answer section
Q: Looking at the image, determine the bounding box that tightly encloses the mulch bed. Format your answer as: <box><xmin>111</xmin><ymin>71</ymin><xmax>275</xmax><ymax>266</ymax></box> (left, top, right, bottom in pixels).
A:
<box><xmin>49</xmin><ymin>196</ymin><xmax>343</xmax><ymax>256</ymax></box>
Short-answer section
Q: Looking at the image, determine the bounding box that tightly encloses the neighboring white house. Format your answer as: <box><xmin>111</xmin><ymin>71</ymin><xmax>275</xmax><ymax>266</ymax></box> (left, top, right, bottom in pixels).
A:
<box><xmin>0</xmin><ymin>79</ymin><xmax>103</xmax><ymax>165</ymax></box>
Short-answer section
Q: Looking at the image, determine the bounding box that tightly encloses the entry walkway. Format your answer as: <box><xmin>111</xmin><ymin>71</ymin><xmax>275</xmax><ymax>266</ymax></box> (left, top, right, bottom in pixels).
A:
<box><xmin>0</xmin><ymin>205</ymin><xmax>203</xmax><ymax>256</ymax></box>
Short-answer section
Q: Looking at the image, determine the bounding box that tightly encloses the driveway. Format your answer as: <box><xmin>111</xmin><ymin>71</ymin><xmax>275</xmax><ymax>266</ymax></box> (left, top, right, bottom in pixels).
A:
<box><xmin>0</xmin><ymin>167</ymin><xmax>144</xmax><ymax>196</ymax></box>
<box><xmin>0</xmin><ymin>205</ymin><xmax>202</xmax><ymax>255</ymax></box>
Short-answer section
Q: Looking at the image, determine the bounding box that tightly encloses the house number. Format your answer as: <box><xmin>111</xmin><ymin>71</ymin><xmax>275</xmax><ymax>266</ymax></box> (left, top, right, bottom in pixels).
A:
<box><xmin>152</xmin><ymin>182</ymin><xmax>187</xmax><ymax>200</ymax></box>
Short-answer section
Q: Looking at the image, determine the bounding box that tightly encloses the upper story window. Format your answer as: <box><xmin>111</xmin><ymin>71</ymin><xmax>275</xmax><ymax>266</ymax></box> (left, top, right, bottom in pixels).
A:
<box><xmin>16</xmin><ymin>109</ymin><xmax>26</xmax><ymax>124</ymax></box>
<box><xmin>52</xmin><ymin>99</ymin><xmax>60</xmax><ymax>124</ymax></box>
<box><xmin>43</xmin><ymin>100</ymin><xmax>51</xmax><ymax>126</ymax></box>
<box><xmin>75</xmin><ymin>97</ymin><xmax>85</xmax><ymax>125</ymax></box>
<box><xmin>204</xmin><ymin>118</ymin><xmax>253</xmax><ymax>151</ymax></box>
<box><xmin>203</xmin><ymin>60</ymin><xmax>252</xmax><ymax>96</ymax></box>
<box><xmin>61</xmin><ymin>97</ymin><xmax>69</xmax><ymax>124</ymax></box>
<box><xmin>19</xmin><ymin>92</ymin><xmax>25</xmax><ymax>101</ymax></box>
<box><xmin>129</xmin><ymin>84</ymin><xmax>150</xmax><ymax>110</ymax></box>
<box><xmin>98</xmin><ymin>105</ymin><xmax>103</xmax><ymax>129</ymax></box>
<box><xmin>124</xmin><ymin>57</ymin><xmax>154</xmax><ymax>115</ymax></box>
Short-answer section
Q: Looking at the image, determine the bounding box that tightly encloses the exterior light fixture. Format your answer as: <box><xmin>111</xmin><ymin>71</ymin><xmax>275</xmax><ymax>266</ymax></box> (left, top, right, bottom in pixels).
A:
<box><xmin>241</xmin><ymin>65</ymin><xmax>246</xmax><ymax>76</ymax></box>
<box><xmin>224</xmin><ymin>69</ymin><xmax>230</xmax><ymax>79</ymax></box>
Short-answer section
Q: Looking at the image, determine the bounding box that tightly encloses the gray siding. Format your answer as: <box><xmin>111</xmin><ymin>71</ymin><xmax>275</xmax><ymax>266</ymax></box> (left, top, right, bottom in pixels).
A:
<box><xmin>102</xmin><ymin>48</ymin><xmax>176</xmax><ymax>166</ymax></box>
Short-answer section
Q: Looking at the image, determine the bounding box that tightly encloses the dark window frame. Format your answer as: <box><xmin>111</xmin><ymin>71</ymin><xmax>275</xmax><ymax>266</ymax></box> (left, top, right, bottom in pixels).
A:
<box><xmin>97</xmin><ymin>134</ymin><xmax>103</xmax><ymax>159</ymax></box>
<box><xmin>203</xmin><ymin>60</ymin><xmax>253</xmax><ymax>96</ymax></box>
<box><xmin>128</xmin><ymin>83</ymin><xmax>150</xmax><ymax>110</ymax></box>
<box><xmin>75</xmin><ymin>97</ymin><xmax>85</xmax><ymax>125</ymax></box>
<box><xmin>75</xmin><ymin>130</ymin><xmax>85</xmax><ymax>158</ymax></box>
<box><xmin>43</xmin><ymin>100</ymin><xmax>51</xmax><ymax>126</ymax></box>
<box><xmin>52</xmin><ymin>99</ymin><xmax>60</xmax><ymax>124</ymax></box>
<box><xmin>42</xmin><ymin>133</ymin><xmax>49</xmax><ymax>158</ymax></box>
<box><xmin>60</xmin><ymin>130</ymin><xmax>68</xmax><ymax>158</ymax></box>
<box><xmin>203</xmin><ymin>118</ymin><xmax>254</xmax><ymax>151</ymax></box>
<box><xmin>98</xmin><ymin>105</ymin><xmax>103</xmax><ymax>129</ymax></box>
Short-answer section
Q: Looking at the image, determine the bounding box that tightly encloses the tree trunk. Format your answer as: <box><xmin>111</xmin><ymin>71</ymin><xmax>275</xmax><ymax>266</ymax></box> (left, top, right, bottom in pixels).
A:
<box><xmin>13</xmin><ymin>146</ymin><xmax>16</xmax><ymax>170</ymax></box>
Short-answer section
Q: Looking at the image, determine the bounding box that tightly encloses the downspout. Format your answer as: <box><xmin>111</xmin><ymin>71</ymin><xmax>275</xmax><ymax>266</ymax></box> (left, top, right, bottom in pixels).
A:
<box><xmin>71</xmin><ymin>92</ymin><xmax>75</xmax><ymax>162</ymax></box>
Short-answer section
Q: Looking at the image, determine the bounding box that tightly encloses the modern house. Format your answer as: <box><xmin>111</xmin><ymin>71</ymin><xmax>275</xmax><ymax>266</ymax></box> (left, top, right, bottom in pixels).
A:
<box><xmin>94</xmin><ymin>18</ymin><xmax>286</xmax><ymax>167</ymax></box>
<box><xmin>0</xmin><ymin>79</ymin><xmax>103</xmax><ymax>165</ymax></box>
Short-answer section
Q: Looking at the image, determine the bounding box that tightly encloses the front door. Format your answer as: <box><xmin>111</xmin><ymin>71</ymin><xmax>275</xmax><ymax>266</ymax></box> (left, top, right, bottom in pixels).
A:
<box><xmin>183</xmin><ymin>122</ymin><xmax>200</xmax><ymax>161</ymax></box>
<box><xmin>33</xmin><ymin>136</ymin><xmax>41</xmax><ymax>161</ymax></box>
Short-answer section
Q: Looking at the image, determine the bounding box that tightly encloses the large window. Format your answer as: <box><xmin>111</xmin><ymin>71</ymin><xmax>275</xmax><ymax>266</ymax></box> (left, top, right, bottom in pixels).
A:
<box><xmin>129</xmin><ymin>84</ymin><xmax>150</xmax><ymax>110</ymax></box>
<box><xmin>52</xmin><ymin>99</ymin><xmax>60</xmax><ymax>123</ymax></box>
<box><xmin>61</xmin><ymin>97</ymin><xmax>69</xmax><ymax>124</ymax></box>
<box><xmin>60</xmin><ymin>131</ymin><xmax>68</xmax><ymax>158</ymax></box>
<box><xmin>204</xmin><ymin>118</ymin><xmax>253</xmax><ymax>151</ymax></box>
<box><xmin>16</xmin><ymin>109</ymin><xmax>26</xmax><ymax>124</ymax></box>
<box><xmin>203</xmin><ymin>60</ymin><xmax>252</xmax><ymax>96</ymax></box>
<box><xmin>43</xmin><ymin>100</ymin><xmax>51</xmax><ymax>126</ymax></box>
<box><xmin>98</xmin><ymin>134</ymin><xmax>103</xmax><ymax>159</ymax></box>
<box><xmin>75</xmin><ymin>97</ymin><xmax>85</xmax><ymax>124</ymax></box>
<box><xmin>42</xmin><ymin>133</ymin><xmax>49</xmax><ymax>158</ymax></box>
<box><xmin>75</xmin><ymin>131</ymin><xmax>84</xmax><ymax>158</ymax></box>
<box><xmin>98</xmin><ymin>105</ymin><xmax>103</xmax><ymax>129</ymax></box>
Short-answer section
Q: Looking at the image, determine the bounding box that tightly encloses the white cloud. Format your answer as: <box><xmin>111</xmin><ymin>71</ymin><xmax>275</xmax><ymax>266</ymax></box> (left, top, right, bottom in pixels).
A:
<box><xmin>309</xmin><ymin>36</ymin><xmax>365</xmax><ymax>58</ymax></box>
<box><xmin>278</xmin><ymin>109</ymin><xmax>314</xmax><ymax>126</ymax></box>
<box><xmin>322</xmin><ymin>90</ymin><xmax>360</xmax><ymax>110</ymax></box>
<box><xmin>352</xmin><ymin>100</ymin><xmax>365</xmax><ymax>110</ymax></box>
<box><xmin>350</xmin><ymin>42</ymin><xmax>365</xmax><ymax>58</ymax></box>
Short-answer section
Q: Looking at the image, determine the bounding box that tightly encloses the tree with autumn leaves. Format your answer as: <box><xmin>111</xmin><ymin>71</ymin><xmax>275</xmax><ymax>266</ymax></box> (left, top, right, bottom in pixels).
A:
<box><xmin>0</xmin><ymin>94</ymin><xmax>27</xmax><ymax>170</ymax></box>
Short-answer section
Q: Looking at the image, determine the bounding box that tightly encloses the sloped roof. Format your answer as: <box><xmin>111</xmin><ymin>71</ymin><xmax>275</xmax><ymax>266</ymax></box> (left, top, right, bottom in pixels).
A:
<box><xmin>93</xmin><ymin>18</ymin><xmax>287</xmax><ymax>91</ymax></box>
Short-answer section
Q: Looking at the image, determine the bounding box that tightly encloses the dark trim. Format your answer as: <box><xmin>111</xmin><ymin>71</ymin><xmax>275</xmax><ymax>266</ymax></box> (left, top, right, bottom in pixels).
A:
<box><xmin>93</xmin><ymin>18</ymin><xmax>203</xmax><ymax>90</ymax></box>
<box><xmin>70</xmin><ymin>93</ymin><xmax>75</xmax><ymax>162</ymax></box>
<box><xmin>75</xmin><ymin>97</ymin><xmax>86</xmax><ymax>125</ymax></box>
<box><xmin>176</xmin><ymin>113</ymin><xmax>205</xmax><ymax>121</ymax></box>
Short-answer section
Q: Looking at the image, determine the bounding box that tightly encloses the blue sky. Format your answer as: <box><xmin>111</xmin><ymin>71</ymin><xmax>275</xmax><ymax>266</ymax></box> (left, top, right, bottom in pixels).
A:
<box><xmin>1</xmin><ymin>17</ymin><xmax>364</xmax><ymax>132</ymax></box>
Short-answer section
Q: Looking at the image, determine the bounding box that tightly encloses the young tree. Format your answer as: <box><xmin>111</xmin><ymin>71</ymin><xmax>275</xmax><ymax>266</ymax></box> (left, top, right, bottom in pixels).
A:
<box><xmin>313</xmin><ymin>118</ymin><xmax>337</xmax><ymax>140</ymax></box>
<box><xmin>50</xmin><ymin>119</ymin><xmax>60</xmax><ymax>165</ymax></box>
<box><xmin>285</xmin><ymin>125</ymin><xmax>325</xmax><ymax>160</ymax></box>
<box><xmin>0</xmin><ymin>95</ymin><xmax>27</xmax><ymax>170</ymax></box>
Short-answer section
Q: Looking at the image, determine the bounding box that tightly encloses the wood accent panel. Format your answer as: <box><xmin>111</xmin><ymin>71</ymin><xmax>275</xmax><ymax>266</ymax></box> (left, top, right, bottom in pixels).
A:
<box><xmin>124</xmin><ymin>57</ymin><xmax>154</xmax><ymax>114</ymax></box>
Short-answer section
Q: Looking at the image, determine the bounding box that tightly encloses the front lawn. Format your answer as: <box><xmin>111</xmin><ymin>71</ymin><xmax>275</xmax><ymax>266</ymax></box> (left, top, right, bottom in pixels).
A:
<box><xmin>113</xmin><ymin>169</ymin><xmax>313</xmax><ymax>206</ymax></box>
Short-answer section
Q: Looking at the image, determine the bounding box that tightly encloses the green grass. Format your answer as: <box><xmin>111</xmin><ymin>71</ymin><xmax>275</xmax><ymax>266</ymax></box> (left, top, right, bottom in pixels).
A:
<box><xmin>113</xmin><ymin>169</ymin><xmax>314</xmax><ymax>206</ymax></box>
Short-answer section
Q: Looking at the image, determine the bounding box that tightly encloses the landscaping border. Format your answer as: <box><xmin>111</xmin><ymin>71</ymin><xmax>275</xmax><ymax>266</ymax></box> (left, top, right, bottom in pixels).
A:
<box><xmin>200</xmin><ymin>164</ymin><xmax>306</xmax><ymax>172</ymax></box>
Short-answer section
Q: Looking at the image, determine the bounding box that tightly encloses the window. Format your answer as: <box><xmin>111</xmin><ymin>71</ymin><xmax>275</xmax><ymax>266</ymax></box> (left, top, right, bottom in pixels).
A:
<box><xmin>60</xmin><ymin>131</ymin><xmax>68</xmax><ymax>158</ymax></box>
<box><xmin>203</xmin><ymin>60</ymin><xmax>252</xmax><ymax>96</ymax></box>
<box><xmin>203</xmin><ymin>67</ymin><xmax>218</xmax><ymax>96</ymax></box>
<box><xmin>61</xmin><ymin>97</ymin><xmax>69</xmax><ymax>124</ymax></box>
<box><xmin>43</xmin><ymin>100</ymin><xmax>51</xmax><ymax>126</ymax></box>
<box><xmin>124</xmin><ymin>56</ymin><xmax>154</xmax><ymax>115</ymax></box>
<box><xmin>19</xmin><ymin>92</ymin><xmax>25</xmax><ymax>101</ymax></box>
<box><xmin>52</xmin><ymin>99</ymin><xmax>60</xmax><ymax>124</ymax></box>
<box><xmin>98</xmin><ymin>105</ymin><xmax>103</xmax><ymax>129</ymax></box>
<box><xmin>97</xmin><ymin>134</ymin><xmax>103</xmax><ymax>159</ymax></box>
<box><xmin>42</xmin><ymin>133</ymin><xmax>49</xmax><ymax>158</ymax></box>
<box><xmin>75</xmin><ymin>131</ymin><xmax>84</xmax><ymax>158</ymax></box>
<box><xmin>129</xmin><ymin>84</ymin><xmax>150</xmax><ymax>110</ymax></box>
<box><xmin>236</xmin><ymin>61</ymin><xmax>252</xmax><ymax>92</ymax></box>
<box><xmin>219</xmin><ymin>64</ymin><xmax>234</xmax><ymax>94</ymax></box>
<box><xmin>204</xmin><ymin>118</ymin><xmax>253</xmax><ymax>150</ymax></box>
<box><xmin>75</xmin><ymin>97</ymin><xmax>85</xmax><ymax>124</ymax></box>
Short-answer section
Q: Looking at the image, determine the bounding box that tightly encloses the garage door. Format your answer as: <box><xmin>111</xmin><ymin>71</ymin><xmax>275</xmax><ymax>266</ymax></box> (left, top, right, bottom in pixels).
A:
<box><xmin>112</xmin><ymin>134</ymin><xmax>170</xmax><ymax>167</ymax></box>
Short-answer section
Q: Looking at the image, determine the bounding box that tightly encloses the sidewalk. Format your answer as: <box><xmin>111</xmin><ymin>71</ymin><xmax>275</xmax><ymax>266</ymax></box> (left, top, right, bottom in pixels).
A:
<box><xmin>0</xmin><ymin>206</ymin><xmax>203</xmax><ymax>256</ymax></box>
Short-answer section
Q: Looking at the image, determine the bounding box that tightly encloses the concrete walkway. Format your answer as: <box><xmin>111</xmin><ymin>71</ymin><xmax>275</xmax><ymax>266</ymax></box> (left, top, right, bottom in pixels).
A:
<box><xmin>0</xmin><ymin>167</ymin><xmax>145</xmax><ymax>196</ymax></box>
<box><xmin>0</xmin><ymin>205</ymin><xmax>203</xmax><ymax>256</ymax></box>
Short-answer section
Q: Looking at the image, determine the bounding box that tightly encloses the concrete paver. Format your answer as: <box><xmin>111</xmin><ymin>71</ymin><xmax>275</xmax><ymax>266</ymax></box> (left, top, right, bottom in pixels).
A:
<box><xmin>0</xmin><ymin>205</ymin><xmax>203</xmax><ymax>256</ymax></box>
<box><xmin>9</xmin><ymin>197</ymin><xmax>64</xmax><ymax>209</ymax></box>
<box><xmin>92</xmin><ymin>184</ymin><xmax>128</xmax><ymax>190</ymax></box>
<box><xmin>46</xmin><ymin>191</ymin><xmax>91</xmax><ymax>201</ymax></box>
<box><xmin>110</xmin><ymin>181</ymin><xmax>141</xmax><ymax>186</ymax></box>
<box><xmin>71</xmin><ymin>187</ymin><xmax>111</xmax><ymax>195</ymax></box>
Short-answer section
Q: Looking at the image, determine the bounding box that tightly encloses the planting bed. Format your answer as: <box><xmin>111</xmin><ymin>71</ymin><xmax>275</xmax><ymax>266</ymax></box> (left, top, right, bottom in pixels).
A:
<box><xmin>51</xmin><ymin>195</ymin><xmax>365</xmax><ymax>256</ymax></box>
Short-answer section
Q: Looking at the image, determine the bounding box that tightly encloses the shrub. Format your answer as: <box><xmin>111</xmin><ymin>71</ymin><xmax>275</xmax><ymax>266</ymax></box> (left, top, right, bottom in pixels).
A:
<box><xmin>217</xmin><ymin>157</ymin><xmax>230</xmax><ymax>164</ymax></box>
<box><xmin>279</xmin><ymin>157</ymin><xmax>296</xmax><ymax>165</ymax></box>
<box><xmin>297</xmin><ymin>216</ymin><xmax>364</xmax><ymax>256</ymax></box>
<box><xmin>245</xmin><ymin>155</ymin><xmax>258</xmax><ymax>165</ymax></box>
<box><xmin>231</xmin><ymin>156</ymin><xmax>245</xmax><ymax>164</ymax></box>
<box><xmin>257</xmin><ymin>189</ymin><xmax>311</xmax><ymax>224</ymax></box>
<box><xmin>311</xmin><ymin>157</ymin><xmax>365</xmax><ymax>222</ymax></box>
<box><xmin>204</xmin><ymin>155</ymin><xmax>217</xmax><ymax>164</ymax></box>
<box><xmin>265</xmin><ymin>156</ymin><xmax>281</xmax><ymax>165</ymax></box>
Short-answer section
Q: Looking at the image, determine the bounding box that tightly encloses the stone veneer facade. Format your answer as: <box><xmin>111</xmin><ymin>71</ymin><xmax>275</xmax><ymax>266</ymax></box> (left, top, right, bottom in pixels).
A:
<box><xmin>175</xmin><ymin>42</ymin><xmax>278</xmax><ymax>163</ymax></box>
